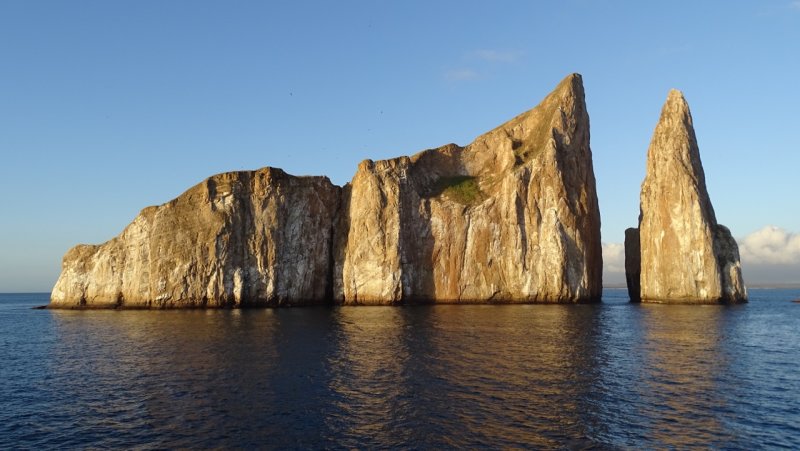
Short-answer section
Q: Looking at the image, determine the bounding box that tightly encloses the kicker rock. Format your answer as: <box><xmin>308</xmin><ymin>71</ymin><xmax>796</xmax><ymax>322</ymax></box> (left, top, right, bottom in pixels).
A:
<box><xmin>334</xmin><ymin>73</ymin><xmax>603</xmax><ymax>304</ymax></box>
<box><xmin>51</xmin><ymin>168</ymin><xmax>341</xmax><ymax>307</ymax></box>
<box><xmin>625</xmin><ymin>90</ymin><xmax>747</xmax><ymax>303</ymax></box>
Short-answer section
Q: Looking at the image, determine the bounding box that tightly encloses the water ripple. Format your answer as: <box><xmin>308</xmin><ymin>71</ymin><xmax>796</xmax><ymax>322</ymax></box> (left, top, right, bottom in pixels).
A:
<box><xmin>1</xmin><ymin>290</ymin><xmax>799</xmax><ymax>449</ymax></box>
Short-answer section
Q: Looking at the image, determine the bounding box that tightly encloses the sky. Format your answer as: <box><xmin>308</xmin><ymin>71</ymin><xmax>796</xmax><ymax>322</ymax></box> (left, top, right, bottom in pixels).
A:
<box><xmin>1</xmin><ymin>0</ymin><xmax>799</xmax><ymax>292</ymax></box>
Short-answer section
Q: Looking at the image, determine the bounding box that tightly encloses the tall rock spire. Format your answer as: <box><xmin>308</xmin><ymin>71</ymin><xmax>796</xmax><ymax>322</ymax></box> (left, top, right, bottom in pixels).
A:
<box><xmin>625</xmin><ymin>90</ymin><xmax>747</xmax><ymax>303</ymax></box>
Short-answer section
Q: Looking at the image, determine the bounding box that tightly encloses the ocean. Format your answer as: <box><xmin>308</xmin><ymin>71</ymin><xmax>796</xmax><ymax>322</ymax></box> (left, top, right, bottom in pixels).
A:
<box><xmin>1</xmin><ymin>289</ymin><xmax>799</xmax><ymax>449</ymax></box>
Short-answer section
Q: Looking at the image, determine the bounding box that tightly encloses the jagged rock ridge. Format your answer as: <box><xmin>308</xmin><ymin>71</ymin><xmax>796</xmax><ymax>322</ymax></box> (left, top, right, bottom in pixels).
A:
<box><xmin>335</xmin><ymin>73</ymin><xmax>602</xmax><ymax>304</ymax></box>
<box><xmin>624</xmin><ymin>90</ymin><xmax>747</xmax><ymax>303</ymax></box>
<box><xmin>50</xmin><ymin>73</ymin><xmax>603</xmax><ymax>308</ymax></box>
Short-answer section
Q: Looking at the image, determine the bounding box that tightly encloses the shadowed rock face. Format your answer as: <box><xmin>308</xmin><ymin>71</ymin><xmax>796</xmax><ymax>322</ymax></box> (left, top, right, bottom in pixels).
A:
<box><xmin>624</xmin><ymin>228</ymin><xmax>641</xmax><ymax>302</ymax></box>
<box><xmin>51</xmin><ymin>73</ymin><xmax>603</xmax><ymax>308</ymax></box>
<box><xmin>625</xmin><ymin>90</ymin><xmax>747</xmax><ymax>304</ymax></box>
<box><xmin>51</xmin><ymin>168</ymin><xmax>341</xmax><ymax>308</ymax></box>
<box><xmin>335</xmin><ymin>73</ymin><xmax>603</xmax><ymax>304</ymax></box>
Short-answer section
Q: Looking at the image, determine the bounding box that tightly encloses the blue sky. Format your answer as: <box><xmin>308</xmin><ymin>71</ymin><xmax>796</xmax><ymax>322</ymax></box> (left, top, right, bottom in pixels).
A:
<box><xmin>1</xmin><ymin>0</ymin><xmax>799</xmax><ymax>291</ymax></box>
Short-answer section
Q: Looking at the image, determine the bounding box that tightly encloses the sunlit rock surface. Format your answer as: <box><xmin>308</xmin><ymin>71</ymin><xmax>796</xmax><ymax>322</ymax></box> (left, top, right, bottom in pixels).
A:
<box><xmin>51</xmin><ymin>168</ymin><xmax>341</xmax><ymax>307</ymax></box>
<box><xmin>51</xmin><ymin>74</ymin><xmax>603</xmax><ymax>308</ymax></box>
<box><xmin>335</xmin><ymin>74</ymin><xmax>603</xmax><ymax>304</ymax></box>
<box><xmin>625</xmin><ymin>90</ymin><xmax>747</xmax><ymax>304</ymax></box>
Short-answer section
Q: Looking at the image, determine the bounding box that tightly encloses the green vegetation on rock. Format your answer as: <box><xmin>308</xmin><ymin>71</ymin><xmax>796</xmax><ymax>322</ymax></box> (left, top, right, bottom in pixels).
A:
<box><xmin>512</xmin><ymin>108</ymin><xmax>555</xmax><ymax>164</ymax></box>
<box><xmin>432</xmin><ymin>175</ymin><xmax>484</xmax><ymax>205</ymax></box>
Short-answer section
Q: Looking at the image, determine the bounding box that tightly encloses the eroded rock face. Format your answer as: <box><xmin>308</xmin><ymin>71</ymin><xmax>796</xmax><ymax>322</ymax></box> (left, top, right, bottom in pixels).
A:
<box><xmin>51</xmin><ymin>73</ymin><xmax>604</xmax><ymax>308</ymax></box>
<box><xmin>50</xmin><ymin>168</ymin><xmax>341</xmax><ymax>307</ymax></box>
<box><xmin>624</xmin><ymin>227</ymin><xmax>641</xmax><ymax>302</ymax></box>
<box><xmin>625</xmin><ymin>90</ymin><xmax>747</xmax><ymax>303</ymax></box>
<box><xmin>335</xmin><ymin>73</ymin><xmax>603</xmax><ymax>304</ymax></box>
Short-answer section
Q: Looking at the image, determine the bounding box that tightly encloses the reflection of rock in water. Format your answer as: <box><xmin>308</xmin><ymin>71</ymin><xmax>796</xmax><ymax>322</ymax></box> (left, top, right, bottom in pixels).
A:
<box><xmin>324</xmin><ymin>305</ymin><xmax>607</xmax><ymax>448</ymax></box>
<box><xmin>324</xmin><ymin>307</ymin><xmax>415</xmax><ymax>445</ymax></box>
<box><xmin>635</xmin><ymin>305</ymin><xmax>731</xmax><ymax>446</ymax></box>
<box><xmin>30</xmin><ymin>297</ymin><xmax>798</xmax><ymax>448</ymax></box>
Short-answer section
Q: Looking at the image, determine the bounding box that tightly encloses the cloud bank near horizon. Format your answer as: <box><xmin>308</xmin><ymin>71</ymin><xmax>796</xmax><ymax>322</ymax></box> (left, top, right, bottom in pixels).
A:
<box><xmin>602</xmin><ymin>225</ymin><xmax>800</xmax><ymax>286</ymax></box>
<box><xmin>739</xmin><ymin>226</ymin><xmax>800</xmax><ymax>265</ymax></box>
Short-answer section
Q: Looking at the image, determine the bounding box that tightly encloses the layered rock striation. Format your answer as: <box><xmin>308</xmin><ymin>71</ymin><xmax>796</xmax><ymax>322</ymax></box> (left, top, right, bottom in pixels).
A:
<box><xmin>51</xmin><ymin>168</ymin><xmax>341</xmax><ymax>307</ymax></box>
<box><xmin>335</xmin><ymin>74</ymin><xmax>602</xmax><ymax>304</ymax></box>
<box><xmin>50</xmin><ymin>73</ymin><xmax>603</xmax><ymax>308</ymax></box>
<box><xmin>624</xmin><ymin>90</ymin><xmax>747</xmax><ymax>303</ymax></box>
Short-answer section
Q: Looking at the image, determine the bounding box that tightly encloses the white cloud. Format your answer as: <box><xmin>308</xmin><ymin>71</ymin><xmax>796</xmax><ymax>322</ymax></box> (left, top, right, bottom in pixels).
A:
<box><xmin>602</xmin><ymin>242</ymin><xmax>627</xmax><ymax>286</ymax></box>
<box><xmin>472</xmin><ymin>49</ymin><xmax>522</xmax><ymax>63</ymax></box>
<box><xmin>602</xmin><ymin>242</ymin><xmax>625</xmax><ymax>273</ymax></box>
<box><xmin>738</xmin><ymin>225</ymin><xmax>800</xmax><ymax>265</ymax></box>
<box><xmin>444</xmin><ymin>68</ymin><xmax>479</xmax><ymax>82</ymax></box>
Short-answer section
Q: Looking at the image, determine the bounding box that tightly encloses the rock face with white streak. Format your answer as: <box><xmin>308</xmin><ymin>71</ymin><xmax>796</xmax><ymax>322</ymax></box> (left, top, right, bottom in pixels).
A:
<box><xmin>50</xmin><ymin>73</ymin><xmax>604</xmax><ymax>308</ymax></box>
<box><xmin>334</xmin><ymin>73</ymin><xmax>603</xmax><ymax>304</ymax></box>
<box><xmin>50</xmin><ymin>168</ymin><xmax>341</xmax><ymax>307</ymax></box>
<box><xmin>624</xmin><ymin>90</ymin><xmax>747</xmax><ymax>303</ymax></box>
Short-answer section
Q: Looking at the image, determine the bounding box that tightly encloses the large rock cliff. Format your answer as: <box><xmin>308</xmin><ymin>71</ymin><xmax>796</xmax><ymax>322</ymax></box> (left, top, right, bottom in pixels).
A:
<box><xmin>624</xmin><ymin>90</ymin><xmax>747</xmax><ymax>303</ymax></box>
<box><xmin>51</xmin><ymin>168</ymin><xmax>341</xmax><ymax>307</ymax></box>
<box><xmin>50</xmin><ymin>73</ymin><xmax>603</xmax><ymax>308</ymax></box>
<box><xmin>335</xmin><ymin>73</ymin><xmax>602</xmax><ymax>304</ymax></box>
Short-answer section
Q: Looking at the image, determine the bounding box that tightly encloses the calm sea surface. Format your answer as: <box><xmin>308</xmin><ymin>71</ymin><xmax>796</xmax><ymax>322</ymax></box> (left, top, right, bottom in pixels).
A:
<box><xmin>1</xmin><ymin>289</ymin><xmax>799</xmax><ymax>449</ymax></box>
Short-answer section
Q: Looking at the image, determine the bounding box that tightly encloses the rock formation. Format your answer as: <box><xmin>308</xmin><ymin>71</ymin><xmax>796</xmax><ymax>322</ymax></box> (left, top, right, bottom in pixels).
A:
<box><xmin>624</xmin><ymin>228</ymin><xmax>641</xmax><ymax>302</ymax></box>
<box><xmin>335</xmin><ymin>73</ymin><xmax>602</xmax><ymax>304</ymax></box>
<box><xmin>50</xmin><ymin>168</ymin><xmax>341</xmax><ymax>307</ymax></box>
<box><xmin>50</xmin><ymin>73</ymin><xmax>603</xmax><ymax>308</ymax></box>
<box><xmin>624</xmin><ymin>90</ymin><xmax>747</xmax><ymax>303</ymax></box>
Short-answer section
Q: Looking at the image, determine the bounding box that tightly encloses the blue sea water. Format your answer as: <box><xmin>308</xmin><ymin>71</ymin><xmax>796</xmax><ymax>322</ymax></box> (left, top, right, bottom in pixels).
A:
<box><xmin>1</xmin><ymin>289</ymin><xmax>799</xmax><ymax>449</ymax></box>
